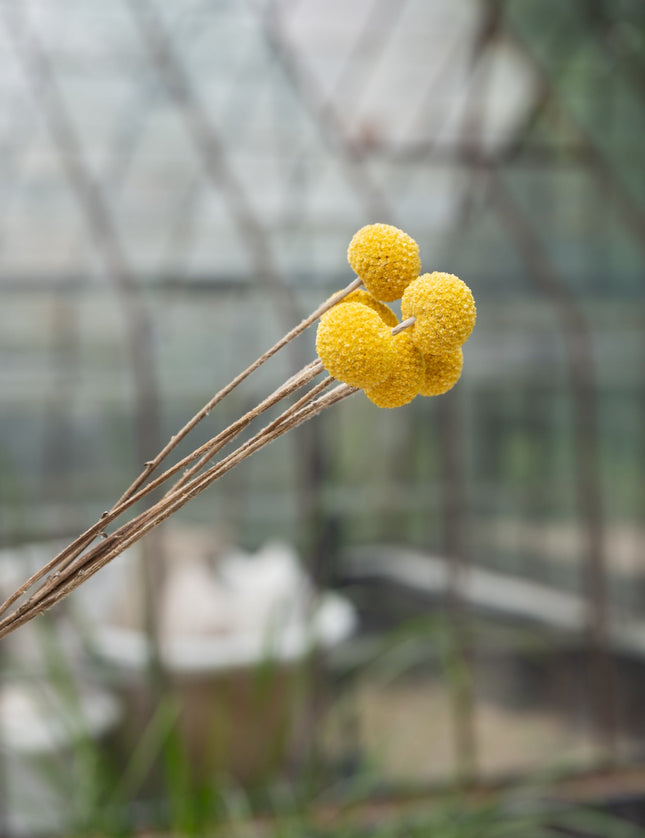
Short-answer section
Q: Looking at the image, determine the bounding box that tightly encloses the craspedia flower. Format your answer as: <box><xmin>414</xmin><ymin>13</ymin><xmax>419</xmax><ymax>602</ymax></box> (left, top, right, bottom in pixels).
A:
<box><xmin>316</xmin><ymin>302</ymin><xmax>394</xmax><ymax>388</ymax></box>
<box><xmin>418</xmin><ymin>348</ymin><xmax>463</xmax><ymax>397</ymax></box>
<box><xmin>331</xmin><ymin>287</ymin><xmax>399</xmax><ymax>328</ymax></box>
<box><xmin>347</xmin><ymin>223</ymin><xmax>421</xmax><ymax>302</ymax></box>
<box><xmin>363</xmin><ymin>331</ymin><xmax>425</xmax><ymax>409</ymax></box>
<box><xmin>401</xmin><ymin>272</ymin><xmax>476</xmax><ymax>354</ymax></box>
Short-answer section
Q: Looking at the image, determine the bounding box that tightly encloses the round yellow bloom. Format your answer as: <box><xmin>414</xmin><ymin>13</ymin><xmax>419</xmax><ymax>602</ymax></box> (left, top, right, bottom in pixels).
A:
<box><xmin>418</xmin><ymin>348</ymin><xmax>463</xmax><ymax>397</ymax></box>
<box><xmin>316</xmin><ymin>302</ymin><xmax>394</xmax><ymax>388</ymax></box>
<box><xmin>401</xmin><ymin>272</ymin><xmax>476</xmax><ymax>354</ymax></box>
<box><xmin>364</xmin><ymin>331</ymin><xmax>425</xmax><ymax>408</ymax></box>
<box><xmin>331</xmin><ymin>287</ymin><xmax>399</xmax><ymax>328</ymax></box>
<box><xmin>347</xmin><ymin>223</ymin><xmax>421</xmax><ymax>302</ymax></box>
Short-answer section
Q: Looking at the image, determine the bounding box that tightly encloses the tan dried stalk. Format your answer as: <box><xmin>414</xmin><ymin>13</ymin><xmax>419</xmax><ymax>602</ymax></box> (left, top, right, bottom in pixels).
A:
<box><xmin>0</xmin><ymin>278</ymin><xmax>363</xmax><ymax>639</ymax></box>
<box><xmin>0</xmin><ymin>380</ymin><xmax>355</xmax><ymax>640</ymax></box>
<box><xmin>0</xmin><ymin>359</ymin><xmax>325</xmax><ymax>622</ymax></box>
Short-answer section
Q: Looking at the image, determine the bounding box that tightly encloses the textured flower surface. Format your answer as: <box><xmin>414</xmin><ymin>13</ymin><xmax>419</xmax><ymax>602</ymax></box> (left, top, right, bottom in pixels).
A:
<box><xmin>347</xmin><ymin>223</ymin><xmax>421</xmax><ymax>302</ymax></box>
<box><xmin>418</xmin><ymin>347</ymin><xmax>463</xmax><ymax>396</ymax></box>
<box><xmin>334</xmin><ymin>287</ymin><xmax>399</xmax><ymax>327</ymax></box>
<box><xmin>401</xmin><ymin>271</ymin><xmax>476</xmax><ymax>354</ymax></box>
<box><xmin>318</xmin><ymin>229</ymin><xmax>475</xmax><ymax>407</ymax></box>
<box><xmin>316</xmin><ymin>302</ymin><xmax>395</xmax><ymax>388</ymax></box>
<box><xmin>364</xmin><ymin>331</ymin><xmax>425</xmax><ymax>408</ymax></box>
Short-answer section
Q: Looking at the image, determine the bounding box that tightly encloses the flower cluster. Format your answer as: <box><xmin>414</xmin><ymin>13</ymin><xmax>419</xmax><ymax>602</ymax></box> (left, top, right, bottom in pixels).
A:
<box><xmin>316</xmin><ymin>223</ymin><xmax>476</xmax><ymax>408</ymax></box>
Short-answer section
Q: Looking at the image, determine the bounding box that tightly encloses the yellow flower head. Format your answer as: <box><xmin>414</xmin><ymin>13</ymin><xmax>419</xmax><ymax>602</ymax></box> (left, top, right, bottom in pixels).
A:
<box><xmin>364</xmin><ymin>331</ymin><xmax>425</xmax><ymax>409</ymax></box>
<box><xmin>347</xmin><ymin>223</ymin><xmax>421</xmax><ymax>302</ymax></box>
<box><xmin>418</xmin><ymin>348</ymin><xmax>463</xmax><ymax>397</ymax></box>
<box><xmin>401</xmin><ymin>272</ymin><xmax>476</xmax><ymax>354</ymax></box>
<box><xmin>316</xmin><ymin>302</ymin><xmax>394</xmax><ymax>388</ymax></box>
<box><xmin>331</xmin><ymin>287</ymin><xmax>399</xmax><ymax>328</ymax></box>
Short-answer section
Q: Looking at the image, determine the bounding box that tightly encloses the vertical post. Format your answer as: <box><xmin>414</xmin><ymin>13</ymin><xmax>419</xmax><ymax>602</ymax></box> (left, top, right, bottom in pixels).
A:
<box><xmin>437</xmin><ymin>391</ymin><xmax>478</xmax><ymax>784</ymax></box>
<box><xmin>1</xmin><ymin>3</ymin><xmax>166</xmax><ymax>682</ymax></box>
<box><xmin>489</xmin><ymin>170</ymin><xmax>618</xmax><ymax>761</ymax></box>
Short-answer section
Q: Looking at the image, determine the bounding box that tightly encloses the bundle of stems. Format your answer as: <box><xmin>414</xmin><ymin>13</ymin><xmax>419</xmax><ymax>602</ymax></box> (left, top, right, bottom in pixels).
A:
<box><xmin>0</xmin><ymin>277</ymin><xmax>369</xmax><ymax>641</ymax></box>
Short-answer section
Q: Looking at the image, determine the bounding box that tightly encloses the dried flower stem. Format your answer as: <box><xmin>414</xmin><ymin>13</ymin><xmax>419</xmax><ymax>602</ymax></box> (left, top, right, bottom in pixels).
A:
<box><xmin>0</xmin><ymin>270</ymin><xmax>402</xmax><ymax>638</ymax></box>
<box><xmin>391</xmin><ymin>315</ymin><xmax>416</xmax><ymax>335</ymax></box>
<box><xmin>0</xmin><ymin>289</ymin><xmax>415</xmax><ymax>637</ymax></box>
<box><xmin>0</xmin><ymin>279</ymin><xmax>361</xmax><ymax>616</ymax></box>
<box><xmin>0</xmin><ymin>379</ymin><xmax>355</xmax><ymax>640</ymax></box>
<box><xmin>0</xmin><ymin>358</ymin><xmax>324</xmax><ymax>622</ymax></box>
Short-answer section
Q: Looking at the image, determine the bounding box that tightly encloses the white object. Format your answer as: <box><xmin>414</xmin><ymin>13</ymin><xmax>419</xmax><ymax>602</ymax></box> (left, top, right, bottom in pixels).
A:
<box><xmin>90</xmin><ymin>538</ymin><xmax>356</xmax><ymax>675</ymax></box>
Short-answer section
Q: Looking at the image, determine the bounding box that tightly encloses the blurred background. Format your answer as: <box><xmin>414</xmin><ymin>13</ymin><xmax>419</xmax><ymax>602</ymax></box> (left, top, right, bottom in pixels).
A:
<box><xmin>0</xmin><ymin>0</ymin><xmax>644</xmax><ymax>835</ymax></box>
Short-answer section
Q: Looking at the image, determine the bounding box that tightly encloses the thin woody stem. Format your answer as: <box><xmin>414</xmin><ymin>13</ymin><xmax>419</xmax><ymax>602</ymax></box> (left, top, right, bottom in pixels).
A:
<box><xmin>391</xmin><ymin>315</ymin><xmax>416</xmax><ymax>335</ymax></box>
<box><xmin>0</xmin><ymin>358</ymin><xmax>325</xmax><ymax>621</ymax></box>
<box><xmin>0</xmin><ymin>303</ymin><xmax>415</xmax><ymax>625</ymax></box>
<box><xmin>0</xmin><ymin>380</ymin><xmax>355</xmax><ymax>639</ymax></box>
<box><xmin>0</xmin><ymin>304</ymin><xmax>413</xmax><ymax>626</ymax></box>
